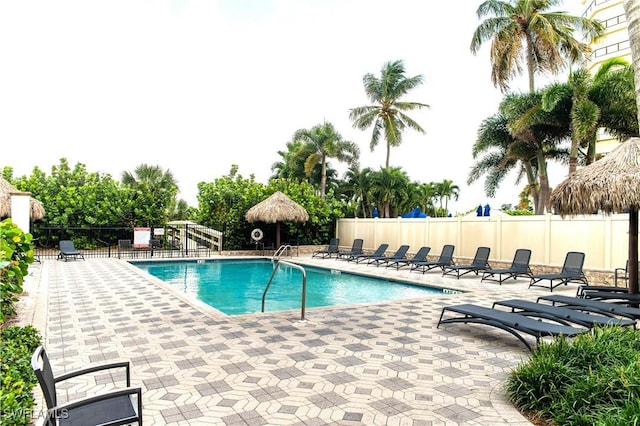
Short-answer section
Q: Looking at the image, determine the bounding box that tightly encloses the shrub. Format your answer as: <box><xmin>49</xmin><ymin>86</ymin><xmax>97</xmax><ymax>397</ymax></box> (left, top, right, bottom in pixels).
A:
<box><xmin>506</xmin><ymin>326</ymin><xmax>640</xmax><ymax>425</ymax></box>
<box><xmin>0</xmin><ymin>218</ymin><xmax>35</xmax><ymax>324</ymax></box>
<box><xmin>0</xmin><ymin>325</ymin><xmax>42</xmax><ymax>426</ymax></box>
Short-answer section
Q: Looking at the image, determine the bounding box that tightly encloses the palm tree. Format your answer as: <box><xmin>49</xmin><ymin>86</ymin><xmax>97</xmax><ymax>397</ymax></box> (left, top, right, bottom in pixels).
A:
<box><xmin>435</xmin><ymin>179</ymin><xmax>460</xmax><ymax>216</ymax></box>
<box><xmin>292</xmin><ymin>122</ymin><xmax>359</xmax><ymax>197</ymax></box>
<box><xmin>368</xmin><ymin>167</ymin><xmax>410</xmax><ymax>218</ymax></box>
<box><xmin>471</xmin><ymin>0</ymin><xmax>603</xmax><ymax>92</ymax></box>
<box><xmin>349</xmin><ymin>60</ymin><xmax>429</xmax><ymax>169</ymax></box>
<box><xmin>468</xmin><ymin>91</ymin><xmax>569</xmax><ymax>214</ymax></box>
<box><xmin>342</xmin><ymin>166</ymin><xmax>373</xmax><ymax>218</ymax></box>
<box><xmin>542</xmin><ymin>58</ymin><xmax>637</xmax><ymax>176</ymax></box>
<box><xmin>121</xmin><ymin>164</ymin><xmax>179</xmax><ymax>224</ymax></box>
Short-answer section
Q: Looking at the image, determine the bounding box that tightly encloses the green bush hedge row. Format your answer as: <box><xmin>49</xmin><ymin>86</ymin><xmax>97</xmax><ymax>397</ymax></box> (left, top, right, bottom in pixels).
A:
<box><xmin>0</xmin><ymin>325</ymin><xmax>42</xmax><ymax>426</ymax></box>
<box><xmin>506</xmin><ymin>326</ymin><xmax>640</xmax><ymax>426</ymax></box>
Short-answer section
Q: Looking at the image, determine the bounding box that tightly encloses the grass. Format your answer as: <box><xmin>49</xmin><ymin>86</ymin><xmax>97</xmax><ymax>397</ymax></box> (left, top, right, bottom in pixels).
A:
<box><xmin>505</xmin><ymin>326</ymin><xmax>640</xmax><ymax>426</ymax></box>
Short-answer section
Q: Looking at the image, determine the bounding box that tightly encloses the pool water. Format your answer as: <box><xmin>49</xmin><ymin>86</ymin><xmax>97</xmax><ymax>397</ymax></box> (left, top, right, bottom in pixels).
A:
<box><xmin>134</xmin><ymin>259</ymin><xmax>455</xmax><ymax>315</ymax></box>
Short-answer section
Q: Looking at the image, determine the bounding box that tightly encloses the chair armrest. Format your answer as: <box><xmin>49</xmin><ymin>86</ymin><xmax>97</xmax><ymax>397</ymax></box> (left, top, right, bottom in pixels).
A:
<box><xmin>47</xmin><ymin>387</ymin><xmax>142</xmax><ymax>421</ymax></box>
<box><xmin>54</xmin><ymin>361</ymin><xmax>131</xmax><ymax>387</ymax></box>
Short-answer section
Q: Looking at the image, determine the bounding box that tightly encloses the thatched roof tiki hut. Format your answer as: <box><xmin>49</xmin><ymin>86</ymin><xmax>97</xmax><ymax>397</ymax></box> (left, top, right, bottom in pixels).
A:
<box><xmin>550</xmin><ymin>137</ymin><xmax>640</xmax><ymax>295</ymax></box>
<box><xmin>245</xmin><ymin>191</ymin><xmax>309</xmax><ymax>249</ymax></box>
<box><xmin>0</xmin><ymin>177</ymin><xmax>46</xmax><ymax>220</ymax></box>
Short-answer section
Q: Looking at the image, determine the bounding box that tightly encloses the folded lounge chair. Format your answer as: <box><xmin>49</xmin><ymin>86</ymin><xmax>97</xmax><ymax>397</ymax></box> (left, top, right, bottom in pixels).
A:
<box><xmin>536</xmin><ymin>294</ymin><xmax>640</xmax><ymax>320</ymax></box>
<box><xmin>579</xmin><ymin>290</ymin><xmax>640</xmax><ymax>304</ymax></box>
<box><xmin>411</xmin><ymin>244</ymin><xmax>455</xmax><ymax>274</ymax></box>
<box><xmin>352</xmin><ymin>243</ymin><xmax>389</xmax><ymax>264</ymax></box>
<box><xmin>57</xmin><ymin>240</ymin><xmax>85</xmax><ymax>261</ymax></box>
<box><xmin>386</xmin><ymin>246</ymin><xmax>431</xmax><ymax>270</ymax></box>
<box><xmin>312</xmin><ymin>237</ymin><xmax>340</xmax><ymax>258</ymax></box>
<box><xmin>481</xmin><ymin>249</ymin><xmax>533</xmax><ymax>285</ymax></box>
<box><xmin>437</xmin><ymin>303</ymin><xmax>588</xmax><ymax>351</ymax></box>
<box><xmin>368</xmin><ymin>245</ymin><xmax>410</xmax><ymax>267</ymax></box>
<box><xmin>492</xmin><ymin>299</ymin><xmax>636</xmax><ymax>329</ymax></box>
<box><xmin>529</xmin><ymin>251</ymin><xmax>588</xmax><ymax>291</ymax></box>
<box><xmin>336</xmin><ymin>238</ymin><xmax>364</xmax><ymax>262</ymax></box>
<box><xmin>442</xmin><ymin>246</ymin><xmax>491</xmax><ymax>279</ymax></box>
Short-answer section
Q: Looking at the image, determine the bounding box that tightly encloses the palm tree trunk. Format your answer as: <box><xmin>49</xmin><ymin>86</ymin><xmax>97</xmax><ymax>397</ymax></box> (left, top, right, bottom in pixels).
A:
<box><xmin>535</xmin><ymin>152</ymin><xmax>550</xmax><ymax>215</ymax></box>
<box><xmin>320</xmin><ymin>157</ymin><xmax>327</xmax><ymax>198</ymax></box>
<box><xmin>623</xmin><ymin>0</ymin><xmax>640</xmax><ymax>296</ymax></box>
<box><xmin>525</xmin><ymin>34</ymin><xmax>536</xmax><ymax>92</ymax></box>
<box><xmin>385</xmin><ymin>143</ymin><xmax>391</xmax><ymax>169</ymax></box>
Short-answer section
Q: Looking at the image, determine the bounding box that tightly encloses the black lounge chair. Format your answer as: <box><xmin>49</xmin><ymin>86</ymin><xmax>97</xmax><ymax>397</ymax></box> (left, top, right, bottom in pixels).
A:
<box><xmin>336</xmin><ymin>238</ymin><xmax>364</xmax><ymax>262</ymax></box>
<box><xmin>411</xmin><ymin>244</ymin><xmax>455</xmax><ymax>274</ymax></box>
<box><xmin>614</xmin><ymin>260</ymin><xmax>639</xmax><ymax>287</ymax></box>
<box><xmin>32</xmin><ymin>346</ymin><xmax>142</xmax><ymax>426</ymax></box>
<box><xmin>386</xmin><ymin>246</ymin><xmax>431</xmax><ymax>270</ymax></box>
<box><xmin>437</xmin><ymin>303</ymin><xmax>587</xmax><ymax>351</ymax></box>
<box><xmin>312</xmin><ymin>237</ymin><xmax>340</xmax><ymax>258</ymax></box>
<box><xmin>579</xmin><ymin>290</ymin><xmax>640</xmax><ymax>304</ymax></box>
<box><xmin>536</xmin><ymin>294</ymin><xmax>640</xmax><ymax>320</ymax></box>
<box><xmin>442</xmin><ymin>246</ymin><xmax>491</xmax><ymax>279</ymax></box>
<box><xmin>352</xmin><ymin>243</ymin><xmax>389</xmax><ymax>264</ymax></box>
<box><xmin>529</xmin><ymin>251</ymin><xmax>588</xmax><ymax>291</ymax></box>
<box><xmin>368</xmin><ymin>244</ymin><xmax>410</xmax><ymax>267</ymax></box>
<box><xmin>576</xmin><ymin>284</ymin><xmax>632</xmax><ymax>298</ymax></box>
<box><xmin>481</xmin><ymin>249</ymin><xmax>533</xmax><ymax>284</ymax></box>
<box><xmin>57</xmin><ymin>240</ymin><xmax>85</xmax><ymax>261</ymax></box>
<box><xmin>492</xmin><ymin>299</ymin><xmax>636</xmax><ymax>329</ymax></box>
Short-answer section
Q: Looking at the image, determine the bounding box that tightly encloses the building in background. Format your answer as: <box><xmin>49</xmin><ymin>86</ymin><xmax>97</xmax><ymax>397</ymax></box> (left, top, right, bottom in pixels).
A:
<box><xmin>582</xmin><ymin>0</ymin><xmax>632</xmax><ymax>154</ymax></box>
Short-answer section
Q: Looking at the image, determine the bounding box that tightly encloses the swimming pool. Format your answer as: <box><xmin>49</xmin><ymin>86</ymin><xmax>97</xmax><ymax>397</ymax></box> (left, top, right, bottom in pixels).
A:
<box><xmin>134</xmin><ymin>259</ymin><xmax>457</xmax><ymax>315</ymax></box>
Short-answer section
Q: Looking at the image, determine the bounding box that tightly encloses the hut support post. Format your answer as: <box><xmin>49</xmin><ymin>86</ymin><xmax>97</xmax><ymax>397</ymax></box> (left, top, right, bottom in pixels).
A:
<box><xmin>629</xmin><ymin>206</ymin><xmax>639</xmax><ymax>296</ymax></box>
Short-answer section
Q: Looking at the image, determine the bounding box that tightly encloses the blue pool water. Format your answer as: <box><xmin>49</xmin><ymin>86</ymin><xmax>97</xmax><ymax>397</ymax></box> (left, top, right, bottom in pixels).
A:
<box><xmin>134</xmin><ymin>259</ymin><xmax>456</xmax><ymax>315</ymax></box>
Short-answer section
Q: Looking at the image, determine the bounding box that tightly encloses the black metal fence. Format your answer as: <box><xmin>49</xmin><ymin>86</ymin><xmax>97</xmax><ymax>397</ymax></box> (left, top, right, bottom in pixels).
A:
<box><xmin>33</xmin><ymin>223</ymin><xmax>221</xmax><ymax>260</ymax></box>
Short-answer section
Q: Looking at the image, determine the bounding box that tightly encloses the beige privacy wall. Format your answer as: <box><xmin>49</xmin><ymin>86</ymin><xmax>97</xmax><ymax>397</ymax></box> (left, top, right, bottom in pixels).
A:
<box><xmin>336</xmin><ymin>213</ymin><xmax>630</xmax><ymax>271</ymax></box>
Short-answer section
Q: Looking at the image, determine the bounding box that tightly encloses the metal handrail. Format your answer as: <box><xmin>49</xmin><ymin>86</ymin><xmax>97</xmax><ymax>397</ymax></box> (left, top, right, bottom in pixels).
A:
<box><xmin>272</xmin><ymin>244</ymin><xmax>292</xmax><ymax>259</ymax></box>
<box><xmin>261</xmin><ymin>260</ymin><xmax>307</xmax><ymax>321</ymax></box>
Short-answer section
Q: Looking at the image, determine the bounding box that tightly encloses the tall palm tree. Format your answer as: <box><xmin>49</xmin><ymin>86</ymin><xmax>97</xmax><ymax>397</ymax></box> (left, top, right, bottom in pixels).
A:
<box><xmin>349</xmin><ymin>60</ymin><xmax>429</xmax><ymax>169</ymax></box>
<box><xmin>471</xmin><ymin>0</ymin><xmax>603</xmax><ymax>92</ymax></box>
<box><xmin>293</xmin><ymin>122</ymin><xmax>359</xmax><ymax>197</ymax></box>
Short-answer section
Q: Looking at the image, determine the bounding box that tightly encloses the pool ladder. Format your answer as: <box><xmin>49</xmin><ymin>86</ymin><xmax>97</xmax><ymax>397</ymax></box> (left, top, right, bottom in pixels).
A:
<box><xmin>262</xmin><ymin>260</ymin><xmax>307</xmax><ymax>321</ymax></box>
<box><xmin>272</xmin><ymin>244</ymin><xmax>292</xmax><ymax>259</ymax></box>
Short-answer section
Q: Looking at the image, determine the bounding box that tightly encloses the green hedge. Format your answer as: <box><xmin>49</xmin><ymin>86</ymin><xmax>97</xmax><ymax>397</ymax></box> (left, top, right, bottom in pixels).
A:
<box><xmin>0</xmin><ymin>325</ymin><xmax>42</xmax><ymax>426</ymax></box>
<box><xmin>506</xmin><ymin>326</ymin><xmax>640</xmax><ymax>425</ymax></box>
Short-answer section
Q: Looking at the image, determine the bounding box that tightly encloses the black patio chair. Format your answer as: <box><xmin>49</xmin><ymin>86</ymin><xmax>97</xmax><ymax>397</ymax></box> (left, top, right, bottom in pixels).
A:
<box><xmin>529</xmin><ymin>251</ymin><xmax>588</xmax><ymax>291</ymax></box>
<box><xmin>442</xmin><ymin>246</ymin><xmax>491</xmax><ymax>279</ymax></box>
<box><xmin>481</xmin><ymin>248</ymin><xmax>533</xmax><ymax>285</ymax></box>
<box><xmin>31</xmin><ymin>345</ymin><xmax>142</xmax><ymax>426</ymax></box>
<box><xmin>57</xmin><ymin>240</ymin><xmax>85</xmax><ymax>261</ymax></box>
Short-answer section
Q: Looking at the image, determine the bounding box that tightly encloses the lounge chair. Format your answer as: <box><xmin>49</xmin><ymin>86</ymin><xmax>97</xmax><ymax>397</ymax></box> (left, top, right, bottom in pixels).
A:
<box><xmin>536</xmin><ymin>294</ymin><xmax>640</xmax><ymax>320</ymax></box>
<box><xmin>529</xmin><ymin>251</ymin><xmax>588</xmax><ymax>291</ymax></box>
<box><xmin>492</xmin><ymin>299</ymin><xmax>636</xmax><ymax>329</ymax></box>
<box><xmin>352</xmin><ymin>243</ymin><xmax>389</xmax><ymax>264</ymax></box>
<box><xmin>57</xmin><ymin>240</ymin><xmax>85</xmax><ymax>261</ymax></box>
<box><xmin>615</xmin><ymin>260</ymin><xmax>639</xmax><ymax>287</ymax></box>
<box><xmin>576</xmin><ymin>284</ymin><xmax>632</xmax><ymax>298</ymax></box>
<box><xmin>437</xmin><ymin>303</ymin><xmax>588</xmax><ymax>351</ymax></box>
<box><xmin>336</xmin><ymin>238</ymin><xmax>364</xmax><ymax>261</ymax></box>
<box><xmin>411</xmin><ymin>244</ymin><xmax>455</xmax><ymax>274</ymax></box>
<box><xmin>312</xmin><ymin>237</ymin><xmax>340</xmax><ymax>258</ymax></box>
<box><xmin>367</xmin><ymin>244</ymin><xmax>410</xmax><ymax>267</ymax></box>
<box><xmin>442</xmin><ymin>246</ymin><xmax>491</xmax><ymax>279</ymax></box>
<box><xmin>32</xmin><ymin>346</ymin><xmax>142</xmax><ymax>426</ymax></box>
<box><xmin>579</xmin><ymin>290</ymin><xmax>640</xmax><ymax>304</ymax></box>
<box><xmin>386</xmin><ymin>246</ymin><xmax>431</xmax><ymax>270</ymax></box>
<box><xmin>118</xmin><ymin>239</ymin><xmax>133</xmax><ymax>259</ymax></box>
<box><xmin>481</xmin><ymin>249</ymin><xmax>533</xmax><ymax>285</ymax></box>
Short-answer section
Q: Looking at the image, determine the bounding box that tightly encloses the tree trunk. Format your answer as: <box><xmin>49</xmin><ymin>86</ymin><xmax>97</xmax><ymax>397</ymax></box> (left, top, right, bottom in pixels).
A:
<box><xmin>623</xmin><ymin>0</ymin><xmax>640</xmax><ymax>295</ymax></box>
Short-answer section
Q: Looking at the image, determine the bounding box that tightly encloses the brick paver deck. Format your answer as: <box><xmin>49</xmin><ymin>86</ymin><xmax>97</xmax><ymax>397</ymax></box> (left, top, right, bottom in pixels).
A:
<box><xmin>22</xmin><ymin>256</ymin><xmax>583</xmax><ymax>425</ymax></box>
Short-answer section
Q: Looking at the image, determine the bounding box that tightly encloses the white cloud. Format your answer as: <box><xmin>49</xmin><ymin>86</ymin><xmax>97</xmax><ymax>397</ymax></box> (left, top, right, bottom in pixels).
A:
<box><xmin>0</xmin><ymin>0</ymin><xmax>582</xmax><ymax>212</ymax></box>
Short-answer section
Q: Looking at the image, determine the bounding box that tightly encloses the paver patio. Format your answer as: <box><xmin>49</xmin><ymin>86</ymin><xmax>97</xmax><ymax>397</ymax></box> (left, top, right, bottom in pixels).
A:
<box><xmin>20</xmin><ymin>255</ymin><xmax>583</xmax><ymax>425</ymax></box>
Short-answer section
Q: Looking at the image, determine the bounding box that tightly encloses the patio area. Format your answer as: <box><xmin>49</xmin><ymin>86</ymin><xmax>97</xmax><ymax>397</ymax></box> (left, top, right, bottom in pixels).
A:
<box><xmin>18</xmin><ymin>255</ymin><xmax>582</xmax><ymax>425</ymax></box>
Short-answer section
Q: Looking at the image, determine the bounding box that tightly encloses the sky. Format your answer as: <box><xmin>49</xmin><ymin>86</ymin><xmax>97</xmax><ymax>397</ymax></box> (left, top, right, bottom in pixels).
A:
<box><xmin>0</xmin><ymin>0</ymin><xmax>585</xmax><ymax>213</ymax></box>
